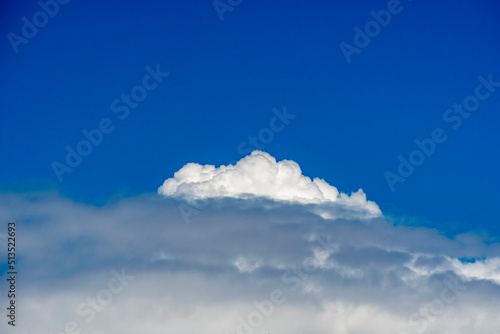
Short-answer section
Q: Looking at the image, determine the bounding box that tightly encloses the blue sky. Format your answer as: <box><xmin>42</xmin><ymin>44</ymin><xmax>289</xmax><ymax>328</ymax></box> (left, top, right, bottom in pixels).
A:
<box><xmin>3</xmin><ymin>0</ymin><xmax>498</xmax><ymax>235</ymax></box>
<box><xmin>2</xmin><ymin>1</ymin><xmax>500</xmax><ymax>332</ymax></box>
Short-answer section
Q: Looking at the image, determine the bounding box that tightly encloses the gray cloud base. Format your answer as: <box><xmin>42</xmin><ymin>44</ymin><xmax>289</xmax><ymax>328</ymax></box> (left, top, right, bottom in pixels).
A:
<box><xmin>1</xmin><ymin>192</ymin><xmax>500</xmax><ymax>333</ymax></box>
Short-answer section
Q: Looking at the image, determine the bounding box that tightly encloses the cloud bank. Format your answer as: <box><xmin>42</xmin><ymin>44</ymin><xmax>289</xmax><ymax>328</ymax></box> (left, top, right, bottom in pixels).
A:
<box><xmin>1</xmin><ymin>152</ymin><xmax>500</xmax><ymax>334</ymax></box>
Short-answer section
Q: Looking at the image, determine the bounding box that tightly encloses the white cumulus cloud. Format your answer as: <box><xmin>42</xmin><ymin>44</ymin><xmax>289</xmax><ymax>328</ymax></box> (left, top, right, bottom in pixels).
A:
<box><xmin>158</xmin><ymin>150</ymin><xmax>380</xmax><ymax>216</ymax></box>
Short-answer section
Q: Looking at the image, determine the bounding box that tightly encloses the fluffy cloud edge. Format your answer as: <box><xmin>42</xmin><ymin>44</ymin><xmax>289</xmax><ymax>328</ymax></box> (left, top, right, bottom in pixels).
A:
<box><xmin>158</xmin><ymin>150</ymin><xmax>381</xmax><ymax>218</ymax></box>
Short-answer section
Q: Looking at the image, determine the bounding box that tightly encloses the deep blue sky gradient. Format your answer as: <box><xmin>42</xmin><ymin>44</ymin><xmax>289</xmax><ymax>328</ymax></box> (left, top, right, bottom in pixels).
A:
<box><xmin>1</xmin><ymin>0</ymin><xmax>500</xmax><ymax>235</ymax></box>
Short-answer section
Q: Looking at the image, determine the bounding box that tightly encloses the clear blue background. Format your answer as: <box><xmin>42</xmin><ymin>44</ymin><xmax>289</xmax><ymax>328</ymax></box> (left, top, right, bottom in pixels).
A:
<box><xmin>1</xmin><ymin>0</ymin><xmax>500</xmax><ymax>235</ymax></box>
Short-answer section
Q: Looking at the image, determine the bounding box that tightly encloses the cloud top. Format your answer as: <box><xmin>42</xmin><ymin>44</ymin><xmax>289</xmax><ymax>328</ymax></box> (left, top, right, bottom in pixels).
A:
<box><xmin>158</xmin><ymin>150</ymin><xmax>380</xmax><ymax>215</ymax></box>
